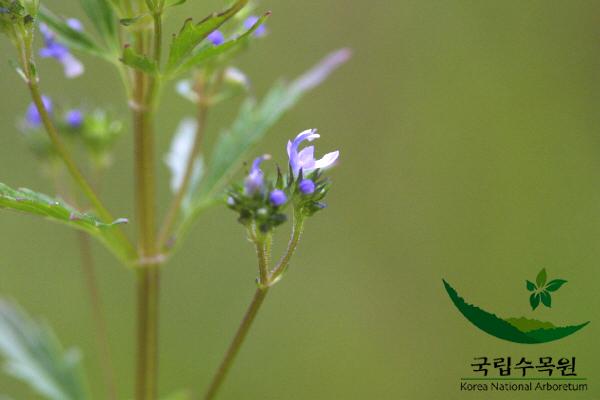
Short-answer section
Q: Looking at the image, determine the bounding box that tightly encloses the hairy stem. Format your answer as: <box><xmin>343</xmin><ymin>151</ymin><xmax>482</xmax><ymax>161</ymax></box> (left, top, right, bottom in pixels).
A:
<box><xmin>203</xmin><ymin>287</ymin><xmax>269</xmax><ymax>400</ymax></box>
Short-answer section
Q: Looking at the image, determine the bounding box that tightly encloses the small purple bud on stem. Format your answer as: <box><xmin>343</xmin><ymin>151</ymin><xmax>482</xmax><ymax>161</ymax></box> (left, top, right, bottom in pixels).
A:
<box><xmin>269</xmin><ymin>190</ymin><xmax>287</xmax><ymax>206</ymax></box>
<box><xmin>298</xmin><ymin>179</ymin><xmax>315</xmax><ymax>195</ymax></box>
<box><xmin>244</xmin><ymin>16</ymin><xmax>267</xmax><ymax>37</ymax></box>
<box><xmin>207</xmin><ymin>30</ymin><xmax>225</xmax><ymax>46</ymax></box>
<box><xmin>66</xmin><ymin>109</ymin><xmax>84</xmax><ymax>128</ymax></box>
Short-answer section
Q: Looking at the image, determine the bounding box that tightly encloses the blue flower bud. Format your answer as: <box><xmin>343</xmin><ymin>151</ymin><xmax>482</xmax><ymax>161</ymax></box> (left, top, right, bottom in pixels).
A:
<box><xmin>244</xmin><ymin>16</ymin><xmax>267</xmax><ymax>37</ymax></box>
<box><xmin>207</xmin><ymin>30</ymin><xmax>225</xmax><ymax>46</ymax></box>
<box><xmin>65</xmin><ymin>109</ymin><xmax>83</xmax><ymax>128</ymax></box>
<box><xmin>298</xmin><ymin>179</ymin><xmax>315</xmax><ymax>195</ymax></box>
<box><xmin>269</xmin><ymin>189</ymin><xmax>287</xmax><ymax>206</ymax></box>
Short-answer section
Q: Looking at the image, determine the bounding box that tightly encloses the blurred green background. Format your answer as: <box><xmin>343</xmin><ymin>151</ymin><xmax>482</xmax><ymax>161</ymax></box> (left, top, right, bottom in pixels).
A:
<box><xmin>1</xmin><ymin>1</ymin><xmax>600</xmax><ymax>399</ymax></box>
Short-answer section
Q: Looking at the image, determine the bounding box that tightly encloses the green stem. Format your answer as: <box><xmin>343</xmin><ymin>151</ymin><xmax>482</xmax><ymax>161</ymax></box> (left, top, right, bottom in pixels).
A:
<box><xmin>203</xmin><ymin>287</ymin><xmax>269</xmax><ymax>400</ymax></box>
<box><xmin>270</xmin><ymin>211</ymin><xmax>305</xmax><ymax>282</ymax></box>
<box><xmin>134</xmin><ymin>9</ymin><xmax>163</xmax><ymax>400</ymax></box>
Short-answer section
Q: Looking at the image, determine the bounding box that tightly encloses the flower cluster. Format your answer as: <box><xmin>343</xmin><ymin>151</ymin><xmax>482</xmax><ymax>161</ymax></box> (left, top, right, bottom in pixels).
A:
<box><xmin>21</xmin><ymin>97</ymin><xmax>122</xmax><ymax>167</ymax></box>
<box><xmin>227</xmin><ymin>129</ymin><xmax>339</xmax><ymax>232</ymax></box>
<box><xmin>39</xmin><ymin>21</ymin><xmax>84</xmax><ymax>78</ymax></box>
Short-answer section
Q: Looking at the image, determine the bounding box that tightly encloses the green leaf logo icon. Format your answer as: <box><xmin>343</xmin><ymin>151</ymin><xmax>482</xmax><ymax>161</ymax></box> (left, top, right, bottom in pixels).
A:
<box><xmin>526</xmin><ymin>268</ymin><xmax>567</xmax><ymax>310</ymax></box>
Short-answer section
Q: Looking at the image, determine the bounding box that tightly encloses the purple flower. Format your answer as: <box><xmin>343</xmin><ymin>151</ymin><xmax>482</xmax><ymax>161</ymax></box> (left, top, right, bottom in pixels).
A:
<box><xmin>39</xmin><ymin>22</ymin><xmax>84</xmax><ymax>78</ymax></box>
<box><xmin>269</xmin><ymin>190</ymin><xmax>287</xmax><ymax>207</ymax></box>
<box><xmin>65</xmin><ymin>109</ymin><xmax>84</xmax><ymax>128</ymax></box>
<box><xmin>25</xmin><ymin>96</ymin><xmax>52</xmax><ymax>126</ymax></box>
<box><xmin>244</xmin><ymin>154</ymin><xmax>270</xmax><ymax>195</ymax></box>
<box><xmin>298</xmin><ymin>179</ymin><xmax>315</xmax><ymax>195</ymax></box>
<box><xmin>287</xmin><ymin>129</ymin><xmax>339</xmax><ymax>177</ymax></box>
<box><xmin>207</xmin><ymin>29</ymin><xmax>225</xmax><ymax>46</ymax></box>
<box><xmin>244</xmin><ymin>15</ymin><xmax>266</xmax><ymax>37</ymax></box>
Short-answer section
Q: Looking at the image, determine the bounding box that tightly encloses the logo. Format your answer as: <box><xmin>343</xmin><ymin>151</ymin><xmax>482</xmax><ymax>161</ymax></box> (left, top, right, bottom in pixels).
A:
<box><xmin>443</xmin><ymin>269</ymin><xmax>589</xmax><ymax>344</ymax></box>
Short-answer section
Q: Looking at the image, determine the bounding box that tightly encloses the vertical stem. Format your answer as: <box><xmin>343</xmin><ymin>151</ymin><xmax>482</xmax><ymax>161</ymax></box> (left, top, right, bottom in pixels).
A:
<box><xmin>203</xmin><ymin>287</ymin><xmax>269</xmax><ymax>400</ymax></box>
<box><xmin>134</xmin><ymin>6</ymin><xmax>163</xmax><ymax>399</ymax></box>
<box><xmin>76</xmin><ymin>232</ymin><xmax>119</xmax><ymax>400</ymax></box>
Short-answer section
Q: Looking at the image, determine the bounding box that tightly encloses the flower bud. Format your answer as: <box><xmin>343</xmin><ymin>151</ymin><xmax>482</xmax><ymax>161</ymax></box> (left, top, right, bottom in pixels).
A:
<box><xmin>269</xmin><ymin>190</ymin><xmax>287</xmax><ymax>207</ymax></box>
<box><xmin>298</xmin><ymin>179</ymin><xmax>315</xmax><ymax>195</ymax></box>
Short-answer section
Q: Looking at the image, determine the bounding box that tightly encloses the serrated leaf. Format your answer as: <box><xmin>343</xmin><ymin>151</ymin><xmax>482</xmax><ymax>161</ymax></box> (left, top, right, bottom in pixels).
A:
<box><xmin>172</xmin><ymin>12</ymin><xmax>270</xmax><ymax>77</ymax></box>
<box><xmin>526</xmin><ymin>280</ymin><xmax>536</xmax><ymax>292</ymax></box>
<box><xmin>79</xmin><ymin>0</ymin><xmax>118</xmax><ymax>51</ymax></box>
<box><xmin>165</xmin><ymin>0</ymin><xmax>248</xmax><ymax>73</ymax></box>
<box><xmin>186</xmin><ymin>48</ymin><xmax>351</xmax><ymax>214</ymax></box>
<box><xmin>530</xmin><ymin>292</ymin><xmax>540</xmax><ymax>310</ymax></box>
<box><xmin>540</xmin><ymin>291</ymin><xmax>552</xmax><ymax>307</ymax></box>
<box><xmin>38</xmin><ymin>6</ymin><xmax>109</xmax><ymax>60</ymax></box>
<box><xmin>536</xmin><ymin>268</ymin><xmax>547</xmax><ymax>288</ymax></box>
<box><xmin>0</xmin><ymin>300</ymin><xmax>89</xmax><ymax>400</ymax></box>
<box><xmin>121</xmin><ymin>45</ymin><xmax>158</xmax><ymax>74</ymax></box>
<box><xmin>0</xmin><ymin>182</ymin><xmax>132</xmax><ymax>263</ymax></box>
<box><xmin>545</xmin><ymin>279</ymin><xmax>567</xmax><ymax>292</ymax></box>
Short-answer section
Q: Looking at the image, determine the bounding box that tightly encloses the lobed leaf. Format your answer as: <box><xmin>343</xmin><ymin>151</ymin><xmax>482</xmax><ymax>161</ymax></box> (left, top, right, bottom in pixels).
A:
<box><xmin>165</xmin><ymin>0</ymin><xmax>248</xmax><ymax>73</ymax></box>
<box><xmin>121</xmin><ymin>45</ymin><xmax>158</xmax><ymax>75</ymax></box>
<box><xmin>540</xmin><ymin>291</ymin><xmax>552</xmax><ymax>307</ymax></box>
<box><xmin>173</xmin><ymin>12</ymin><xmax>270</xmax><ymax>77</ymax></box>
<box><xmin>0</xmin><ymin>300</ymin><xmax>88</xmax><ymax>400</ymax></box>
<box><xmin>38</xmin><ymin>7</ymin><xmax>110</xmax><ymax>60</ymax></box>
<box><xmin>0</xmin><ymin>182</ymin><xmax>132</xmax><ymax>263</ymax></box>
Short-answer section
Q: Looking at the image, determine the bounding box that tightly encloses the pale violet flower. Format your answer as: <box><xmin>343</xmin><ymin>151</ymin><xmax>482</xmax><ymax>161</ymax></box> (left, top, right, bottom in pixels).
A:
<box><xmin>287</xmin><ymin>129</ymin><xmax>339</xmax><ymax>177</ymax></box>
<box><xmin>224</xmin><ymin>67</ymin><xmax>250</xmax><ymax>90</ymax></box>
<box><xmin>39</xmin><ymin>22</ymin><xmax>84</xmax><ymax>78</ymax></box>
<box><xmin>269</xmin><ymin>190</ymin><xmax>287</xmax><ymax>206</ymax></box>
<box><xmin>165</xmin><ymin>118</ymin><xmax>203</xmax><ymax>193</ymax></box>
<box><xmin>244</xmin><ymin>154</ymin><xmax>270</xmax><ymax>195</ymax></box>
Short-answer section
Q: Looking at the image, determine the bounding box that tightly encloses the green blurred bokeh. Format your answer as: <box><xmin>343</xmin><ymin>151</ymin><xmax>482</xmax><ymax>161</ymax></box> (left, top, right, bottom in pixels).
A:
<box><xmin>1</xmin><ymin>1</ymin><xmax>600</xmax><ymax>399</ymax></box>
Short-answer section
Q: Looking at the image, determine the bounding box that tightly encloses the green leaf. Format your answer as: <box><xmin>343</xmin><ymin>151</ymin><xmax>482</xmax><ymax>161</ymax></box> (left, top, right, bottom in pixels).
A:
<box><xmin>0</xmin><ymin>182</ymin><xmax>132</xmax><ymax>263</ymax></box>
<box><xmin>526</xmin><ymin>280</ymin><xmax>536</xmax><ymax>292</ymax></box>
<box><xmin>165</xmin><ymin>0</ymin><xmax>248</xmax><ymax>73</ymax></box>
<box><xmin>186</xmin><ymin>48</ymin><xmax>351</xmax><ymax>215</ymax></box>
<box><xmin>545</xmin><ymin>279</ymin><xmax>567</xmax><ymax>292</ymax></box>
<box><xmin>0</xmin><ymin>300</ymin><xmax>88</xmax><ymax>400</ymax></box>
<box><xmin>38</xmin><ymin>7</ymin><xmax>109</xmax><ymax>60</ymax></box>
<box><xmin>530</xmin><ymin>292</ymin><xmax>540</xmax><ymax>310</ymax></box>
<box><xmin>540</xmin><ymin>291</ymin><xmax>552</xmax><ymax>308</ymax></box>
<box><xmin>173</xmin><ymin>12</ymin><xmax>270</xmax><ymax>77</ymax></box>
<box><xmin>121</xmin><ymin>45</ymin><xmax>158</xmax><ymax>75</ymax></box>
<box><xmin>536</xmin><ymin>268</ymin><xmax>547</xmax><ymax>288</ymax></box>
<box><xmin>79</xmin><ymin>0</ymin><xmax>118</xmax><ymax>51</ymax></box>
